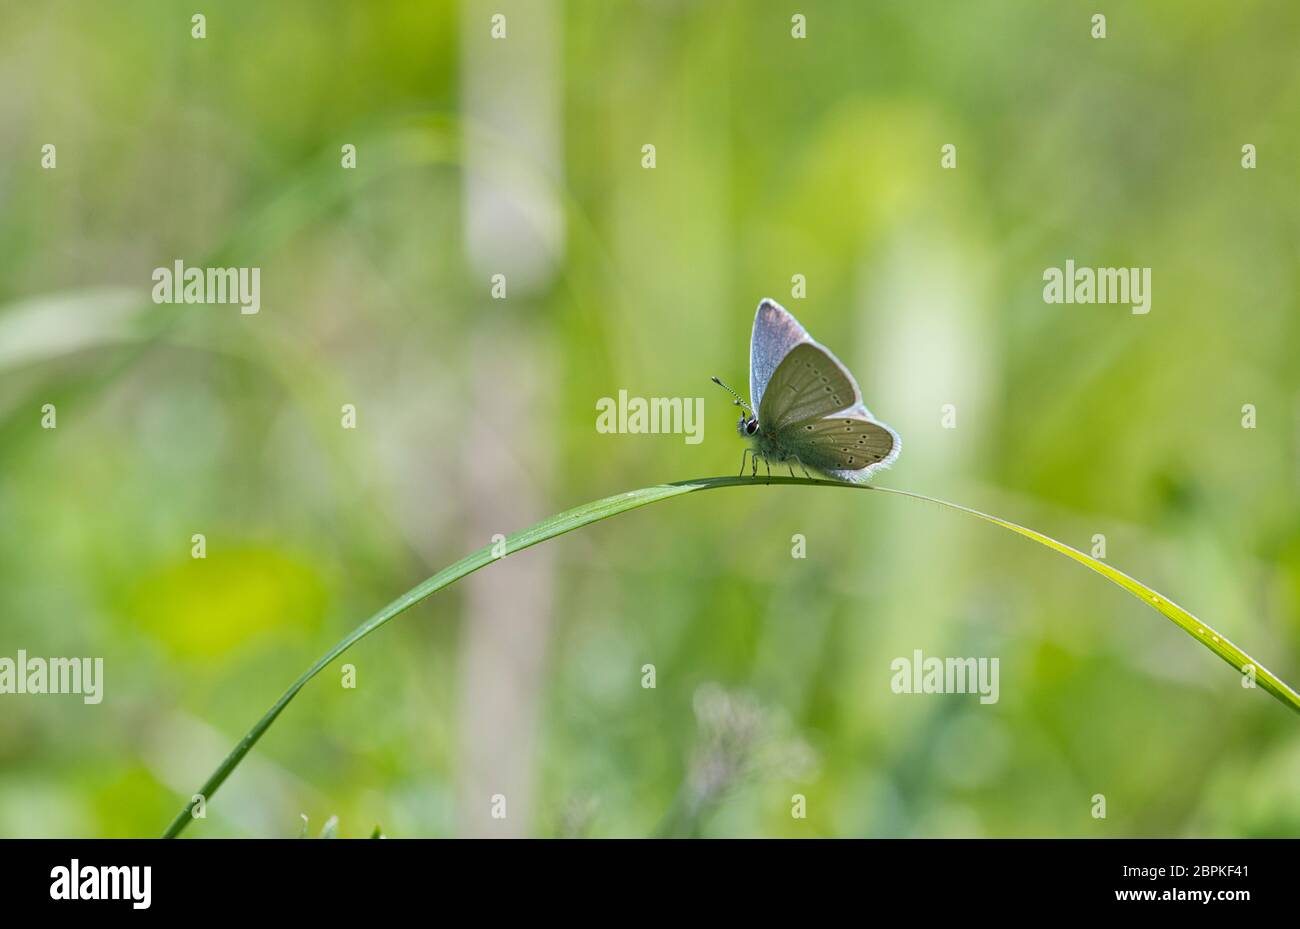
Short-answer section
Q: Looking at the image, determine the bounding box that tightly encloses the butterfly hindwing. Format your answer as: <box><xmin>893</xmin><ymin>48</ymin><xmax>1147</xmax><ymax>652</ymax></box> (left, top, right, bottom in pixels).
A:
<box><xmin>777</xmin><ymin>413</ymin><xmax>899</xmax><ymax>478</ymax></box>
<box><xmin>758</xmin><ymin>342</ymin><xmax>862</xmax><ymax>434</ymax></box>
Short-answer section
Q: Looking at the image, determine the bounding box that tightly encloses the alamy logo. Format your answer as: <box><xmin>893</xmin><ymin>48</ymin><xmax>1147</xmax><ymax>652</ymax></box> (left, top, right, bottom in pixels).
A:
<box><xmin>0</xmin><ymin>650</ymin><xmax>102</xmax><ymax>704</ymax></box>
<box><xmin>1043</xmin><ymin>260</ymin><xmax>1151</xmax><ymax>314</ymax></box>
<box><xmin>890</xmin><ymin>649</ymin><xmax>1000</xmax><ymax>704</ymax></box>
<box><xmin>595</xmin><ymin>390</ymin><xmax>705</xmax><ymax>445</ymax></box>
<box><xmin>50</xmin><ymin>859</ymin><xmax>151</xmax><ymax>909</ymax></box>
<box><xmin>152</xmin><ymin>260</ymin><xmax>261</xmax><ymax>315</ymax></box>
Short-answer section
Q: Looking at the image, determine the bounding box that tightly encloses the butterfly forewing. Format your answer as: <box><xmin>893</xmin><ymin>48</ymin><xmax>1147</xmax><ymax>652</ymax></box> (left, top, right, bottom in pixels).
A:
<box><xmin>750</xmin><ymin>299</ymin><xmax>812</xmax><ymax>412</ymax></box>
<box><xmin>758</xmin><ymin>342</ymin><xmax>862</xmax><ymax>433</ymax></box>
<box><xmin>779</xmin><ymin>414</ymin><xmax>898</xmax><ymax>474</ymax></box>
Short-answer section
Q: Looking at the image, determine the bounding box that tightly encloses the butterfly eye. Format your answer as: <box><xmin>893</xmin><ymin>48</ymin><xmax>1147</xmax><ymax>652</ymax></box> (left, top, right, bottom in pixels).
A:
<box><xmin>745</xmin><ymin>419</ymin><xmax>759</xmax><ymax>435</ymax></box>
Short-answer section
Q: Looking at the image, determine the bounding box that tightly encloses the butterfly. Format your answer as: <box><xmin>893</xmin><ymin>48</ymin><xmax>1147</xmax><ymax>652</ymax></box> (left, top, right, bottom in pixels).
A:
<box><xmin>712</xmin><ymin>299</ymin><xmax>900</xmax><ymax>482</ymax></box>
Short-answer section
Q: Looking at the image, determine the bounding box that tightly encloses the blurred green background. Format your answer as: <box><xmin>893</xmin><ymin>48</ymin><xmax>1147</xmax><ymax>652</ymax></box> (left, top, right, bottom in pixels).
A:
<box><xmin>1</xmin><ymin>0</ymin><xmax>1298</xmax><ymax>838</ymax></box>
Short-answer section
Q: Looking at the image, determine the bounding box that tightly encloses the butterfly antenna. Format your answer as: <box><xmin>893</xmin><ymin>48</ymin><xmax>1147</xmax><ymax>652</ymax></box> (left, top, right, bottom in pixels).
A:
<box><xmin>710</xmin><ymin>376</ymin><xmax>753</xmax><ymax>414</ymax></box>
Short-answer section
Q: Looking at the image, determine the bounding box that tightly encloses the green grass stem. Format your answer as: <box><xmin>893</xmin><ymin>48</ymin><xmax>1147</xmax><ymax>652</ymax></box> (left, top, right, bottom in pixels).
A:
<box><xmin>163</xmin><ymin>477</ymin><xmax>1300</xmax><ymax>837</ymax></box>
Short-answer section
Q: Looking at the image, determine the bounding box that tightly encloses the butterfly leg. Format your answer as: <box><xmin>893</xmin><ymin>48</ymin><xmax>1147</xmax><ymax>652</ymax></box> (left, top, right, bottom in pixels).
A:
<box><xmin>737</xmin><ymin>448</ymin><xmax>750</xmax><ymax>477</ymax></box>
<box><xmin>793</xmin><ymin>455</ymin><xmax>813</xmax><ymax>480</ymax></box>
<box><xmin>787</xmin><ymin>463</ymin><xmax>795</xmax><ymax>478</ymax></box>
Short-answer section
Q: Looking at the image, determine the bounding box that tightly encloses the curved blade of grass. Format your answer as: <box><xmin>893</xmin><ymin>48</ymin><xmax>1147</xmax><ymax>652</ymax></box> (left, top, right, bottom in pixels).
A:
<box><xmin>163</xmin><ymin>476</ymin><xmax>1300</xmax><ymax>837</ymax></box>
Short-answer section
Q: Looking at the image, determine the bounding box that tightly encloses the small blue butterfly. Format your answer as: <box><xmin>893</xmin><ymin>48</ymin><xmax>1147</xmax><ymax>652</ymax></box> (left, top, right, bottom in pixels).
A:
<box><xmin>713</xmin><ymin>299</ymin><xmax>900</xmax><ymax>481</ymax></box>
